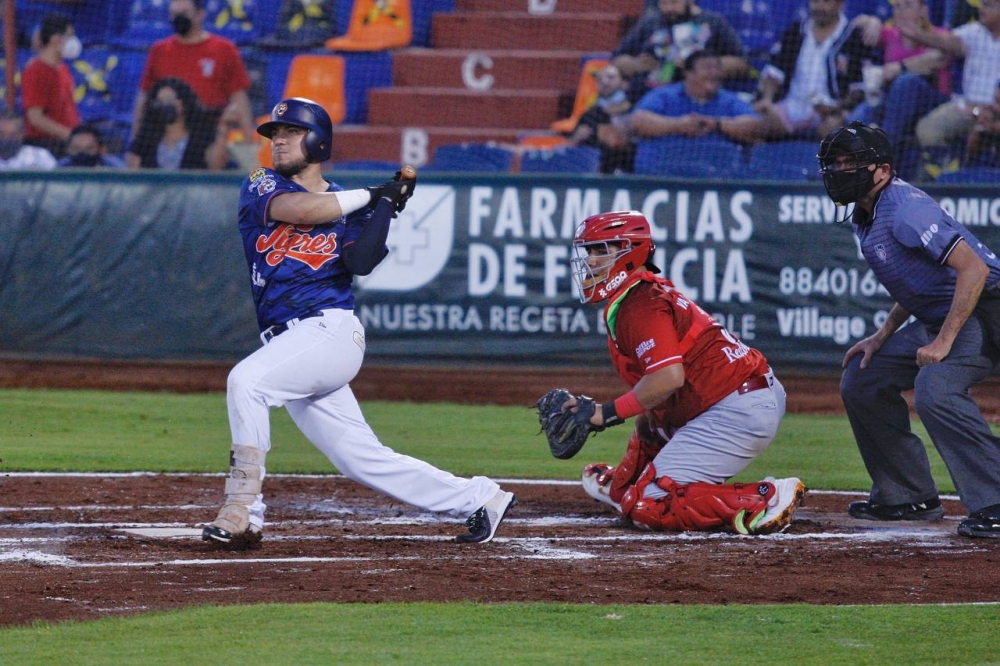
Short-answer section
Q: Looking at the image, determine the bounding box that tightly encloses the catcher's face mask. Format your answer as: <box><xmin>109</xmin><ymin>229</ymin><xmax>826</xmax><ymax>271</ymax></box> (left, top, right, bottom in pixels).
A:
<box><xmin>571</xmin><ymin>210</ymin><xmax>655</xmax><ymax>303</ymax></box>
<box><xmin>571</xmin><ymin>241</ymin><xmax>632</xmax><ymax>303</ymax></box>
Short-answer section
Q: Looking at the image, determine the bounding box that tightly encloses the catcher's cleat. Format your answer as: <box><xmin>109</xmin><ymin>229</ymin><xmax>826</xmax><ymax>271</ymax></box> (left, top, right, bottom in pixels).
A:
<box><xmin>957</xmin><ymin>503</ymin><xmax>1000</xmax><ymax>538</ymax></box>
<box><xmin>202</xmin><ymin>504</ymin><xmax>263</xmax><ymax>550</ymax></box>
<box><xmin>582</xmin><ymin>463</ymin><xmax>622</xmax><ymax>512</ymax></box>
<box><xmin>848</xmin><ymin>497</ymin><xmax>944</xmax><ymax>521</ymax></box>
<box><xmin>751</xmin><ymin>477</ymin><xmax>806</xmax><ymax>534</ymax></box>
<box><xmin>455</xmin><ymin>490</ymin><xmax>517</xmax><ymax>544</ymax></box>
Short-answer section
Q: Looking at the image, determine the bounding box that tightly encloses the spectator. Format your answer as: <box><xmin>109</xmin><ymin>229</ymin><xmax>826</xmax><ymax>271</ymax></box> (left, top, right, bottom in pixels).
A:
<box><xmin>21</xmin><ymin>13</ymin><xmax>81</xmax><ymax>157</ymax></box>
<box><xmin>57</xmin><ymin>124</ymin><xmax>125</xmax><ymax>168</ymax></box>
<box><xmin>563</xmin><ymin>63</ymin><xmax>637</xmax><ymax>174</ymax></box>
<box><xmin>629</xmin><ymin>51</ymin><xmax>762</xmax><ymax>145</ymax></box>
<box><xmin>125</xmin><ymin>77</ymin><xmax>230</xmax><ymax>170</ymax></box>
<box><xmin>904</xmin><ymin>0</ymin><xmax>1000</xmax><ymax>154</ymax></box>
<box><xmin>964</xmin><ymin>80</ymin><xmax>1000</xmax><ymax>167</ymax></box>
<box><xmin>849</xmin><ymin>0</ymin><xmax>953</xmax><ymax>159</ymax></box>
<box><xmin>0</xmin><ymin>109</ymin><xmax>58</xmax><ymax>170</ymax></box>
<box><xmin>131</xmin><ymin>0</ymin><xmax>255</xmax><ymax>144</ymax></box>
<box><xmin>612</xmin><ymin>0</ymin><xmax>749</xmax><ymax>104</ymax></box>
<box><xmin>753</xmin><ymin>0</ymin><xmax>877</xmax><ymax>141</ymax></box>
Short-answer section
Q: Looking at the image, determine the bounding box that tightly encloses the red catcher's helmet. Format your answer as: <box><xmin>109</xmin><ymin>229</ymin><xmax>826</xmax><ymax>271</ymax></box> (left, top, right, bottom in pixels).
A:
<box><xmin>571</xmin><ymin>210</ymin><xmax>655</xmax><ymax>304</ymax></box>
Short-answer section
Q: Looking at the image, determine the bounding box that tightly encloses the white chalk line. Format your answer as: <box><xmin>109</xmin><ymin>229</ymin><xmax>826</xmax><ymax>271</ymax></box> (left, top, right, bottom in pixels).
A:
<box><xmin>0</xmin><ymin>474</ymin><xmax>975</xmax><ymax>570</ymax></box>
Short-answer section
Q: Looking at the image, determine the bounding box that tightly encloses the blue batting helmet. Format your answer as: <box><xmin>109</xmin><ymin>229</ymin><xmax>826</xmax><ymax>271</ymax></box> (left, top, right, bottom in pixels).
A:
<box><xmin>257</xmin><ymin>97</ymin><xmax>333</xmax><ymax>163</ymax></box>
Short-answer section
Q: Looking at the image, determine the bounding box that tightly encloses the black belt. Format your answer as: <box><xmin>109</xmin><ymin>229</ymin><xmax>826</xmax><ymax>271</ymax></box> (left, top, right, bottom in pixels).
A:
<box><xmin>737</xmin><ymin>373</ymin><xmax>773</xmax><ymax>395</ymax></box>
<box><xmin>261</xmin><ymin>311</ymin><xmax>326</xmax><ymax>343</ymax></box>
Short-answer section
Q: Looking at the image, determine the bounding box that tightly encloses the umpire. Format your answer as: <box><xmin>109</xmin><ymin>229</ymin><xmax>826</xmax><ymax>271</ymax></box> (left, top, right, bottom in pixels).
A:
<box><xmin>819</xmin><ymin>120</ymin><xmax>1000</xmax><ymax>538</ymax></box>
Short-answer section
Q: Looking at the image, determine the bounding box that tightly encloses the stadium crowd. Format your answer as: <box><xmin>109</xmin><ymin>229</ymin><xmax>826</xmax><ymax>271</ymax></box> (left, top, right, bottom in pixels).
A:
<box><xmin>0</xmin><ymin>0</ymin><xmax>997</xmax><ymax>180</ymax></box>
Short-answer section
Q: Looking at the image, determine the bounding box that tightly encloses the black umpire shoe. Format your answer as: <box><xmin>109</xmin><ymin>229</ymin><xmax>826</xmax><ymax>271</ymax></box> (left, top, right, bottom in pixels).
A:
<box><xmin>957</xmin><ymin>504</ymin><xmax>1000</xmax><ymax>538</ymax></box>
<box><xmin>848</xmin><ymin>497</ymin><xmax>944</xmax><ymax>521</ymax></box>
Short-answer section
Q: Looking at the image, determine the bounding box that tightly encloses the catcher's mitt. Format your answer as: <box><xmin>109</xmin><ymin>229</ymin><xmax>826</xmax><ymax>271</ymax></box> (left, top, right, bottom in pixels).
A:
<box><xmin>536</xmin><ymin>388</ymin><xmax>605</xmax><ymax>460</ymax></box>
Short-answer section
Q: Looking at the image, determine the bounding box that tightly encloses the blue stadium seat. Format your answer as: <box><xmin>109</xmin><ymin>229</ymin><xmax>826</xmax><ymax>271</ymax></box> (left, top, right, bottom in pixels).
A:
<box><xmin>633</xmin><ymin>137</ymin><xmax>745</xmax><ymax>178</ymax></box>
<box><xmin>746</xmin><ymin>141</ymin><xmax>822</xmax><ymax>181</ymax></box>
<box><xmin>519</xmin><ymin>146</ymin><xmax>601</xmax><ymax>174</ymax></box>
<box><xmin>935</xmin><ymin>168</ymin><xmax>1000</xmax><ymax>184</ymax></box>
<box><xmin>426</xmin><ymin>144</ymin><xmax>514</xmax><ymax>173</ymax></box>
<box><xmin>112</xmin><ymin>0</ymin><xmax>268</xmax><ymax>48</ymax></box>
<box><xmin>14</xmin><ymin>0</ymin><xmax>131</xmax><ymax>46</ymax></box>
<box><xmin>67</xmin><ymin>47</ymin><xmax>123</xmax><ymax>123</ymax></box>
<box><xmin>105</xmin><ymin>47</ymin><xmax>148</xmax><ymax>122</ymax></box>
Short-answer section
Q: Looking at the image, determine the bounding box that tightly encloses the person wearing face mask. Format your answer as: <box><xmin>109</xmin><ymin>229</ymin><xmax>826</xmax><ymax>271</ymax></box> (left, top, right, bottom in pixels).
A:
<box><xmin>130</xmin><ymin>0</ymin><xmax>255</xmax><ymax>147</ymax></box>
<box><xmin>563</xmin><ymin>63</ymin><xmax>637</xmax><ymax>174</ymax></box>
<box><xmin>57</xmin><ymin>124</ymin><xmax>125</xmax><ymax>168</ymax></box>
<box><xmin>611</xmin><ymin>0</ymin><xmax>749</xmax><ymax>103</ymax></box>
<box><xmin>0</xmin><ymin>109</ymin><xmax>57</xmax><ymax>170</ymax></box>
<box><xmin>125</xmin><ymin>77</ymin><xmax>230</xmax><ymax>170</ymax></box>
<box><xmin>818</xmin><ymin>121</ymin><xmax>1000</xmax><ymax>539</ymax></box>
<box><xmin>20</xmin><ymin>14</ymin><xmax>81</xmax><ymax>158</ymax></box>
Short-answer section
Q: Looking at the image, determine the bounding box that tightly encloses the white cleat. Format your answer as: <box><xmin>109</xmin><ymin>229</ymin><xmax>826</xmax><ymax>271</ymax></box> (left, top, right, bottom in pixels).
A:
<box><xmin>753</xmin><ymin>476</ymin><xmax>807</xmax><ymax>534</ymax></box>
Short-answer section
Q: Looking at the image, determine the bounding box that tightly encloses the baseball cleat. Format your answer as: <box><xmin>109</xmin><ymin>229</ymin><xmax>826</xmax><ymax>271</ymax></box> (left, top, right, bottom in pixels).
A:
<box><xmin>202</xmin><ymin>504</ymin><xmax>263</xmax><ymax>550</ymax></box>
<box><xmin>202</xmin><ymin>524</ymin><xmax>263</xmax><ymax>551</ymax></box>
<box><xmin>752</xmin><ymin>477</ymin><xmax>806</xmax><ymax>534</ymax></box>
<box><xmin>582</xmin><ymin>463</ymin><xmax>622</xmax><ymax>512</ymax></box>
<box><xmin>455</xmin><ymin>490</ymin><xmax>517</xmax><ymax>544</ymax></box>
<box><xmin>847</xmin><ymin>497</ymin><xmax>944</xmax><ymax>521</ymax></box>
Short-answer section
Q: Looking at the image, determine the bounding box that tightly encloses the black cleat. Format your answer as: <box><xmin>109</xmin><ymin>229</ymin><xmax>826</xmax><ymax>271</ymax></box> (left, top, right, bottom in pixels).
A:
<box><xmin>957</xmin><ymin>504</ymin><xmax>1000</xmax><ymax>538</ymax></box>
<box><xmin>202</xmin><ymin>524</ymin><xmax>263</xmax><ymax>551</ymax></box>
<box><xmin>455</xmin><ymin>491</ymin><xmax>517</xmax><ymax>543</ymax></box>
<box><xmin>848</xmin><ymin>497</ymin><xmax>944</xmax><ymax>521</ymax></box>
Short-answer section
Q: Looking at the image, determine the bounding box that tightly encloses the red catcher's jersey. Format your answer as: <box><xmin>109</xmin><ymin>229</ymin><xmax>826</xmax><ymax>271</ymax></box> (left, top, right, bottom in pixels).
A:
<box><xmin>604</xmin><ymin>272</ymin><xmax>769</xmax><ymax>428</ymax></box>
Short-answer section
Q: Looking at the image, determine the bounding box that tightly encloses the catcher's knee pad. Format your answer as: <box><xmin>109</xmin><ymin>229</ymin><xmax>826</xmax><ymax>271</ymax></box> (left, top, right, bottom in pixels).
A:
<box><xmin>609</xmin><ymin>429</ymin><xmax>663</xmax><ymax>504</ymax></box>
<box><xmin>622</xmin><ymin>467</ymin><xmax>774</xmax><ymax>533</ymax></box>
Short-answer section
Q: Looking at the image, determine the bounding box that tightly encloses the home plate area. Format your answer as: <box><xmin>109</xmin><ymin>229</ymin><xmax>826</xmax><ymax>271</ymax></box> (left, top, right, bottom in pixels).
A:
<box><xmin>1</xmin><ymin>473</ymin><xmax>997</xmax><ymax>628</ymax></box>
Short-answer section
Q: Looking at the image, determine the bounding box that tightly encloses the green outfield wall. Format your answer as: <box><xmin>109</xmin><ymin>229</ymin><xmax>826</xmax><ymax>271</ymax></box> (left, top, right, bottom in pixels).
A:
<box><xmin>2</xmin><ymin>170</ymin><xmax>998</xmax><ymax>371</ymax></box>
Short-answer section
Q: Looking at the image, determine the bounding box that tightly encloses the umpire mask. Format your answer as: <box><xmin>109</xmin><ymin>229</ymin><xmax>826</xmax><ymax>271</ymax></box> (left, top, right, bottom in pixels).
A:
<box><xmin>818</xmin><ymin>121</ymin><xmax>894</xmax><ymax>207</ymax></box>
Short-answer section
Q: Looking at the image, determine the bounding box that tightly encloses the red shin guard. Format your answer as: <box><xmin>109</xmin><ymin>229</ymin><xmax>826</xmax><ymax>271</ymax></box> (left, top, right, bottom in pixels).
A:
<box><xmin>609</xmin><ymin>422</ymin><xmax>666</xmax><ymax>504</ymax></box>
<box><xmin>621</xmin><ymin>464</ymin><xmax>775</xmax><ymax>533</ymax></box>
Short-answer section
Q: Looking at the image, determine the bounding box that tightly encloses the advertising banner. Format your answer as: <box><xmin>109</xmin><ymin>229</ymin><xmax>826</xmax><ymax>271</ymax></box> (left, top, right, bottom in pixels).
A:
<box><xmin>2</xmin><ymin>172</ymin><xmax>998</xmax><ymax>370</ymax></box>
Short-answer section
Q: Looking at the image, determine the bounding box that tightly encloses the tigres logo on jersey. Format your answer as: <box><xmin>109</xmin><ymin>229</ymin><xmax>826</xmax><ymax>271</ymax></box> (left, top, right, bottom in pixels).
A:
<box><xmin>255</xmin><ymin>225</ymin><xmax>339</xmax><ymax>270</ymax></box>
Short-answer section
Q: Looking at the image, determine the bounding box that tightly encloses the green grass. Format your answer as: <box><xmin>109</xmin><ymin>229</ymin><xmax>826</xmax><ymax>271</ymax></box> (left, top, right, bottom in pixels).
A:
<box><xmin>0</xmin><ymin>602</ymin><xmax>998</xmax><ymax>665</ymax></box>
<box><xmin>0</xmin><ymin>388</ymin><xmax>967</xmax><ymax>491</ymax></box>
<box><xmin>1</xmin><ymin>387</ymin><xmax>995</xmax><ymax>661</ymax></box>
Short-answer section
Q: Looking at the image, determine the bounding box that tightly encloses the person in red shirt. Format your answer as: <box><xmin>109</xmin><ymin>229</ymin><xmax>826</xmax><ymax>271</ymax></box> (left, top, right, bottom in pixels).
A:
<box><xmin>567</xmin><ymin>210</ymin><xmax>805</xmax><ymax>534</ymax></box>
<box><xmin>131</xmin><ymin>0</ymin><xmax>255</xmax><ymax>147</ymax></box>
<box><xmin>21</xmin><ymin>14</ymin><xmax>81</xmax><ymax>156</ymax></box>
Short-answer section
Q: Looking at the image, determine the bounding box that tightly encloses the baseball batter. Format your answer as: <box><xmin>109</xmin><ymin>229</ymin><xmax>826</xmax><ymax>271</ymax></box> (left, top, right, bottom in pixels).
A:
<box><xmin>562</xmin><ymin>210</ymin><xmax>806</xmax><ymax>534</ymax></box>
<box><xmin>202</xmin><ymin>97</ymin><xmax>516</xmax><ymax>549</ymax></box>
<box><xmin>819</xmin><ymin>121</ymin><xmax>1000</xmax><ymax>538</ymax></box>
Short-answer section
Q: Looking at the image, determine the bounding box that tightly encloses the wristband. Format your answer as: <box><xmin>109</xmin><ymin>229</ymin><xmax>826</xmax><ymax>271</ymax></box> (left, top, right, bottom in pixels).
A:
<box><xmin>333</xmin><ymin>189</ymin><xmax>373</xmax><ymax>217</ymax></box>
<box><xmin>601</xmin><ymin>390</ymin><xmax>644</xmax><ymax>427</ymax></box>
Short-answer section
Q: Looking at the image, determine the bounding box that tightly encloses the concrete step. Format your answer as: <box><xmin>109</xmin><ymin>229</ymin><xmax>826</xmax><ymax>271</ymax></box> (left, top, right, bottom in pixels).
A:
<box><xmin>432</xmin><ymin>12</ymin><xmax>627</xmax><ymax>51</ymax></box>
<box><xmin>330</xmin><ymin>125</ymin><xmax>523</xmax><ymax>164</ymax></box>
<box><xmin>367</xmin><ymin>86</ymin><xmax>564</xmax><ymax>129</ymax></box>
<box><xmin>454</xmin><ymin>0</ymin><xmax>641</xmax><ymax>14</ymax></box>
<box><xmin>392</xmin><ymin>48</ymin><xmax>596</xmax><ymax>90</ymax></box>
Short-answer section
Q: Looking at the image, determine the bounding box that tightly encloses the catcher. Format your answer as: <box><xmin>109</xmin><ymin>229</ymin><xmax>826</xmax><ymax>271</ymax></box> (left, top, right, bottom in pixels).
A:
<box><xmin>537</xmin><ymin>210</ymin><xmax>805</xmax><ymax>535</ymax></box>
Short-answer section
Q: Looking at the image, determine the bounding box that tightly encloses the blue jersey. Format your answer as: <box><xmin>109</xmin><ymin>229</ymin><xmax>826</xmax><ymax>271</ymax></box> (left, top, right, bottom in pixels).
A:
<box><xmin>856</xmin><ymin>178</ymin><xmax>1000</xmax><ymax>326</ymax></box>
<box><xmin>237</xmin><ymin>167</ymin><xmax>380</xmax><ymax>331</ymax></box>
<box><xmin>633</xmin><ymin>82</ymin><xmax>756</xmax><ymax>120</ymax></box>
